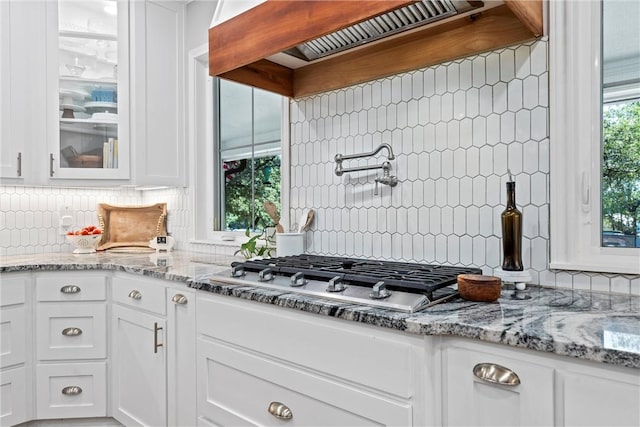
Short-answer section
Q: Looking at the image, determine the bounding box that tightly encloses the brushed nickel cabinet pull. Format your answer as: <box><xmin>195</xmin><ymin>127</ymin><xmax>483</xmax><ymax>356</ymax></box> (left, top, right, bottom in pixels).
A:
<box><xmin>268</xmin><ymin>402</ymin><xmax>293</xmax><ymax>420</ymax></box>
<box><xmin>61</xmin><ymin>386</ymin><xmax>82</xmax><ymax>395</ymax></box>
<box><xmin>17</xmin><ymin>152</ymin><xmax>22</xmax><ymax>177</ymax></box>
<box><xmin>62</xmin><ymin>327</ymin><xmax>83</xmax><ymax>336</ymax></box>
<box><xmin>473</xmin><ymin>363</ymin><xmax>521</xmax><ymax>386</ymax></box>
<box><xmin>50</xmin><ymin>153</ymin><xmax>55</xmax><ymax>177</ymax></box>
<box><xmin>171</xmin><ymin>294</ymin><xmax>187</xmax><ymax>304</ymax></box>
<box><xmin>153</xmin><ymin>322</ymin><xmax>163</xmax><ymax>354</ymax></box>
<box><xmin>128</xmin><ymin>290</ymin><xmax>142</xmax><ymax>300</ymax></box>
<box><xmin>60</xmin><ymin>285</ymin><xmax>81</xmax><ymax>294</ymax></box>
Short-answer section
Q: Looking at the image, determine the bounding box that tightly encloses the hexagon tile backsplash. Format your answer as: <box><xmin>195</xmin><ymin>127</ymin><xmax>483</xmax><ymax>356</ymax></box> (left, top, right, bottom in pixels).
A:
<box><xmin>0</xmin><ymin>39</ymin><xmax>637</xmax><ymax>294</ymax></box>
<box><xmin>289</xmin><ymin>38</ymin><xmax>639</xmax><ymax>295</ymax></box>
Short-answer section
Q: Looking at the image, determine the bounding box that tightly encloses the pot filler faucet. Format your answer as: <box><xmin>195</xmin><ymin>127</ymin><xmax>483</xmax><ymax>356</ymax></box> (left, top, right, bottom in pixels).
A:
<box><xmin>334</xmin><ymin>143</ymin><xmax>399</xmax><ymax>195</ymax></box>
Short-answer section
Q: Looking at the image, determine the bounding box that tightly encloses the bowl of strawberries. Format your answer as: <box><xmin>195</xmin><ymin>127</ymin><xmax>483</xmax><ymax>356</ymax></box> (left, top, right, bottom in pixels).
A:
<box><xmin>66</xmin><ymin>225</ymin><xmax>103</xmax><ymax>254</ymax></box>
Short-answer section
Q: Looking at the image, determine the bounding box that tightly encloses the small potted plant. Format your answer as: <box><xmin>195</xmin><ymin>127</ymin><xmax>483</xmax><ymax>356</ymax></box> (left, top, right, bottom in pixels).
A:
<box><xmin>235</xmin><ymin>228</ymin><xmax>275</xmax><ymax>259</ymax></box>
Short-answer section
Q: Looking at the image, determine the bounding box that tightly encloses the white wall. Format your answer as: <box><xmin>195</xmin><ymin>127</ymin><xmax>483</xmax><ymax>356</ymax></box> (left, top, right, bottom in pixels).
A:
<box><xmin>185</xmin><ymin>0</ymin><xmax>217</xmax><ymax>50</ymax></box>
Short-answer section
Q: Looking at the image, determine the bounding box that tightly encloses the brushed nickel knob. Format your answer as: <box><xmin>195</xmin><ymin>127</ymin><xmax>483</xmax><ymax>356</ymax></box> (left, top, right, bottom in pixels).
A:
<box><xmin>128</xmin><ymin>290</ymin><xmax>142</xmax><ymax>300</ymax></box>
<box><xmin>62</xmin><ymin>327</ymin><xmax>83</xmax><ymax>336</ymax></box>
<box><xmin>171</xmin><ymin>294</ymin><xmax>188</xmax><ymax>304</ymax></box>
<box><xmin>268</xmin><ymin>401</ymin><xmax>292</xmax><ymax>420</ymax></box>
<box><xmin>61</xmin><ymin>386</ymin><xmax>83</xmax><ymax>395</ymax></box>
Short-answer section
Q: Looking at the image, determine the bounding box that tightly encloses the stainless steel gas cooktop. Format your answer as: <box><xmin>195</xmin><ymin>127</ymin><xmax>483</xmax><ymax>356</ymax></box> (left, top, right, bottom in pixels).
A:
<box><xmin>209</xmin><ymin>255</ymin><xmax>482</xmax><ymax>313</ymax></box>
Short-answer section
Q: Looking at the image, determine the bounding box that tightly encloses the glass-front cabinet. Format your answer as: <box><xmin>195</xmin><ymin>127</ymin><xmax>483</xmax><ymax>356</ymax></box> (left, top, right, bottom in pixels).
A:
<box><xmin>47</xmin><ymin>0</ymin><xmax>129</xmax><ymax>180</ymax></box>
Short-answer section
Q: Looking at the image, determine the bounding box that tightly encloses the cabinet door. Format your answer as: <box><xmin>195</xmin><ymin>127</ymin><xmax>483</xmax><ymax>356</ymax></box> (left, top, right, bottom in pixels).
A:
<box><xmin>167</xmin><ymin>287</ymin><xmax>196</xmax><ymax>427</ymax></box>
<box><xmin>130</xmin><ymin>0</ymin><xmax>185</xmax><ymax>186</ymax></box>
<box><xmin>443</xmin><ymin>340</ymin><xmax>554</xmax><ymax>426</ymax></box>
<box><xmin>0</xmin><ymin>0</ymin><xmax>19</xmax><ymax>179</ymax></box>
<box><xmin>45</xmin><ymin>0</ymin><xmax>130</xmax><ymax>181</ymax></box>
<box><xmin>1</xmin><ymin>0</ymin><xmax>47</xmax><ymax>182</ymax></box>
<box><xmin>561</xmin><ymin>365</ymin><xmax>640</xmax><ymax>426</ymax></box>
<box><xmin>0</xmin><ymin>306</ymin><xmax>26</xmax><ymax>368</ymax></box>
<box><xmin>0</xmin><ymin>367</ymin><xmax>28</xmax><ymax>426</ymax></box>
<box><xmin>111</xmin><ymin>304</ymin><xmax>167</xmax><ymax>427</ymax></box>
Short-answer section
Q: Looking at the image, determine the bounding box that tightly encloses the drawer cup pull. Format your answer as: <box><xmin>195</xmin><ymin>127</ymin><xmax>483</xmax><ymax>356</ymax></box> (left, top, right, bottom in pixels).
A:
<box><xmin>61</xmin><ymin>386</ymin><xmax>83</xmax><ymax>395</ymax></box>
<box><xmin>62</xmin><ymin>327</ymin><xmax>83</xmax><ymax>336</ymax></box>
<box><xmin>60</xmin><ymin>285</ymin><xmax>81</xmax><ymax>294</ymax></box>
<box><xmin>268</xmin><ymin>401</ymin><xmax>293</xmax><ymax>420</ymax></box>
<box><xmin>172</xmin><ymin>294</ymin><xmax>188</xmax><ymax>304</ymax></box>
<box><xmin>128</xmin><ymin>290</ymin><xmax>142</xmax><ymax>300</ymax></box>
<box><xmin>473</xmin><ymin>363</ymin><xmax>520</xmax><ymax>386</ymax></box>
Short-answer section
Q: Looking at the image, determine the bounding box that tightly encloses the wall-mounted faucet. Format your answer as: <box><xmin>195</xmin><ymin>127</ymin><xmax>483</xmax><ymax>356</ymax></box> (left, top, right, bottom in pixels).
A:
<box><xmin>334</xmin><ymin>143</ymin><xmax>398</xmax><ymax>194</ymax></box>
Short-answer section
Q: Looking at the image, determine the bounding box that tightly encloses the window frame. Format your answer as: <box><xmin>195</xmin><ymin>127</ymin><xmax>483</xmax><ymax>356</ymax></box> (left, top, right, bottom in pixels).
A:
<box><xmin>188</xmin><ymin>43</ymin><xmax>290</xmax><ymax>246</ymax></box>
<box><xmin>549</xmin><ymin>0</ymin><xmax>639</xmax><ymax>274</ymax></box>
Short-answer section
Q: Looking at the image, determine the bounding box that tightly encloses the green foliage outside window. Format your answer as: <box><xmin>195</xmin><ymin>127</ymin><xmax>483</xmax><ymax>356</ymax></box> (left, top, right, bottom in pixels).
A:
<box><xmin>224</xmin><ymin>155</ymin><xmax>281</xmax><ymax>231</ymax></box>
<box><xmin>602</xmin><ymin>100</ymin><xmax>640</xmax><ymax>243</ymax></box>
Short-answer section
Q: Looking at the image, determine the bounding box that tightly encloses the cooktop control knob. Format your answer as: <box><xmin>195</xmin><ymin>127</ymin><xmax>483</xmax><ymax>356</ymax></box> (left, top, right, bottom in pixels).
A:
<box><xmin>326</xmin><ymin>276</ymin><xmax>347</xmax><ymax>292</ymax></box>
<box><xmin>370</xmin><ymin>281</ymin><xmax>391</xmax><ymax>299</ymax></box>
<box><xmin>258</xmin><ymin>268</ymin><xmax>274</xmax><ymax>282</ymax></box>
<box><xmin>290</xmin><ymin>272</ymin><xmax>307</xmax><ymax>287</ymax></box>
<box><xmin>231</xmin><ymin>266</ymin><xmax>245</xmax><ymax>277</ymax></box>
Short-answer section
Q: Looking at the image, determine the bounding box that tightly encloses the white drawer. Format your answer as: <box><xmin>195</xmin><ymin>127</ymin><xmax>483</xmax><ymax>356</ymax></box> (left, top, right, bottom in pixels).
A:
<box><xmin>36</xmin><ymin>362</ymin><xmax>107</xmax><ymax>419</ymax></box>
<box><xmin>35</xmin><ymin>272</ymin><xmax>107</xmax><ymax>302</ymax></box>
<box><xmin>197</xmin><ymin>294</ymin><xmax>416</xmax><ymax>398</ymax></box>
<box><xmin>112</xmin><ymin>274</ymin><xmax>166</xmax><ymax>315</ymax></box>
<box><xmin>197</xmin><ymin>338</ymin><xmax>411</xmax><ymax>426</ymax></box>
<box><xmin>0</xmin><ymin>273</ymin><xmax>28</xmax><ymax>307</ymax></box>
<box><xmin>36</xmin><ymin>302</ymin><xmax>107</xmax><ymax>361</ymax></box>
<box><xmin>0</xmin><ymin>306</ymin><xmax>26</xmax><ymax>368</ymax></box>
<box><xmin>0</xmin><ymin>366</ymin><xmax>28</xmax><ymax>426</ymax></box>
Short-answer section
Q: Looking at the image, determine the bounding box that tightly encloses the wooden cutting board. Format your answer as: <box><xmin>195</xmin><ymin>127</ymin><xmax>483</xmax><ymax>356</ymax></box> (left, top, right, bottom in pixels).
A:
<box><xmin>97</xmin><ymin>203</ymin><xmax>167</xmax><ymax>251</ymax></box>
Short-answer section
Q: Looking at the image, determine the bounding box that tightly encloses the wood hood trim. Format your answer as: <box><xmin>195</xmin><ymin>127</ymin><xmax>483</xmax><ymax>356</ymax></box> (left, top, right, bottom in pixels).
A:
<box><xmin>209</xmin><ymin>0</ymin><xmax>543</xmax><ymax>98</ymax></box>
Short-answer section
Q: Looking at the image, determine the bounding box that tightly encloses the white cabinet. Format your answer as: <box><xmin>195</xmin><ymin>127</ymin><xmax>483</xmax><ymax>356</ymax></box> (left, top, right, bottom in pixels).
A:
<box><xmin>112</xmin><ymin>304</ymin><xmax>167</xmax><ymax>426</ymax></box>
<box><xmin>0</xmin><ymin>0</ymin><xmax>20</xmax><ymax>180</ymax></box>
<box><xmin>33</xmin><ymin>272</ymin><xmax>108</xmax><ymax>420</ymax></box>
<box><xmin>1</xmin><ymin>0</ymin><xmax>185</xmax><ymax>187</ymax></box>
<box><xmin>0</xmin><ymin>274</ymin><xmax>31</xmax><ymax>427</ymax></box>
<box><xmin>560</xmin><ymin>361</ymin><xmax>640</xmax><ymax>426</ymax></box>
<box><xmin>111</xmin><ymin>274</ymin><xmax>196</xmax><ymax>427</ymax></box>
<box><xmin>441</xmin><ymin>337</ymin><xmax>640</xmax><ymax>427</ymax></box>
<box><xmin>195</xmin><ymin>293</ymin><xmax>422</xmax><ymax>426</ymax></box>
<box><xmin>442</xmin><ymin>338</ymin><xmax>555</xmax><ymax>426</ymax></box>
<box><xmin>130</xmin><ymin>0</ymin><xmax>185</xmax><ymax>186</ymax></box>
<box><xmin>45</xmin><ymin>0</ymin><xmax>130</xmax><ymax>180</ymax></box>
<box><xmin>166</xmin><ymin>287</ymin><xmax>197</xmax><ymax>427</ymax></box>
<box><xmin>0</xmin><ymin>0</ymin><xmax>47</xmax><ymax>182</ymax></box>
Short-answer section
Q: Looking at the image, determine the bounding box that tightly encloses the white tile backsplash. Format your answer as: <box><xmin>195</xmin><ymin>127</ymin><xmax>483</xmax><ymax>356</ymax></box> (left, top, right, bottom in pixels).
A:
<box><xmin>289</xmin><ymin>38</ymin><xmax>639</xmax><ymax>293</ymax></box>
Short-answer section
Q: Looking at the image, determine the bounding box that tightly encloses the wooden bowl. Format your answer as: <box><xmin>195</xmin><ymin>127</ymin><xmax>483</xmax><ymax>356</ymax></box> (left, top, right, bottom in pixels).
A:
<box><xmin>457</xmin><ymin>274</ymin><xmax>502</xmax><ymax>302</ymax></box>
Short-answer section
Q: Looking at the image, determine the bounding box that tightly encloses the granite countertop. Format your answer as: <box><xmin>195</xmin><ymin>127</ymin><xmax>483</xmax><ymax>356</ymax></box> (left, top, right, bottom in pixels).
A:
<box><xmin>2</xmin><ymin>251</ymin><xmax>639</xmax><ymax>369</ymax></box>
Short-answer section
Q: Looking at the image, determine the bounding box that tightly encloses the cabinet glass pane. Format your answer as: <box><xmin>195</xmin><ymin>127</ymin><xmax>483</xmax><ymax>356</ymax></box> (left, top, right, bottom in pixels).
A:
<box><xmin>58</xmin><ymin>1</ymin><xmax>119</xmax><ymax>170</ymax></box>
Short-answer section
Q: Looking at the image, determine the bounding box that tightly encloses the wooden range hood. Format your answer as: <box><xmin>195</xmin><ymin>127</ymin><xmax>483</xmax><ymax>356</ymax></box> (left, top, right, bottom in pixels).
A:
<box><xmin>209</xmin><ymin>0</ymin><xmax>542</xmax><ymax>98</ymax></box>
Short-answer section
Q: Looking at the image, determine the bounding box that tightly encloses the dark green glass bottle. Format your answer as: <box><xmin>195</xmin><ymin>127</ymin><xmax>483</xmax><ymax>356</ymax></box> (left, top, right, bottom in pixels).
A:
<box><xmin>501</xmin><ymin>180</ymin><xmax>523</xmax><ymax>271</ymax></box>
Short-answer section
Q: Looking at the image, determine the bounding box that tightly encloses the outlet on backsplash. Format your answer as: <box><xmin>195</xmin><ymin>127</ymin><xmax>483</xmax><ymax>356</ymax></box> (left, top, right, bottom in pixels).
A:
<box><xmin>58</xmin><ymin>205</ymin><xmax>74</xmax><ymax>235</ymax></box>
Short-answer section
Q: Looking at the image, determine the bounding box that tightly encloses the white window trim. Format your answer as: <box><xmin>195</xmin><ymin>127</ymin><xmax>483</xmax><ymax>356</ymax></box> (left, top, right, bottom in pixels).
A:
<box><xmin>188</xmin><ymin>43</ymin><xmax>290</xmax><ymax>246</ymax></box>
<box><xmin>549</xmin><ymin>0</ymin><xmax>639</xmax><ymax>274</ymax></box>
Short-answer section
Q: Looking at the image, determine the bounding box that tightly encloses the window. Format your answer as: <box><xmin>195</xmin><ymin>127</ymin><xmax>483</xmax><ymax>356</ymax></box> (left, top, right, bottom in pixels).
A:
<box><xmin>550</xmin><ymin>0</ymin><xmax>640</xmax><ymax>273</ymax></box>
<box><xmin>601</xmin><ymin>0</ymin><xmax>640</xmax><ymax>248</ymax></box>
<box><xmin>214</xmin><ymin>79</ymin><xmax>284</xmax><ymax>232</ymax></box>
<box><xmin>188</xmin><ymin>45</ymin><xmax>288</xmax><ymax>245</ymax></box>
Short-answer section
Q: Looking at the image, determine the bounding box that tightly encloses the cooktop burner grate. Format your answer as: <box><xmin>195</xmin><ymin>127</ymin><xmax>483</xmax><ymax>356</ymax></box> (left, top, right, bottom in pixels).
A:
<box><xmin>231</xmin><ymin>255</ymin><xmax>481</xmax><ymax>295</ymax></box>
